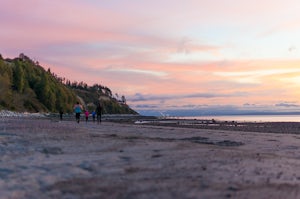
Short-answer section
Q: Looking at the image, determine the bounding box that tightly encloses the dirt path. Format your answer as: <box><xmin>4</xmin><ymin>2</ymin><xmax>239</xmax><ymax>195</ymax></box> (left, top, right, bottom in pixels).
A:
<box><xmin>1</xmin><ymin>118</ymin><xmax>300</xmax><ymax>198</ymax></box>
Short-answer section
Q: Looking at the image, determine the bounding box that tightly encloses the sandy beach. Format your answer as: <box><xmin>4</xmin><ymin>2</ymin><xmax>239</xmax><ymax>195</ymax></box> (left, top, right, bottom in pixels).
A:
<box><xmin>1</xmin><ymin>117</ymin><xmax>300</xmax><ymax>198</ymax></box>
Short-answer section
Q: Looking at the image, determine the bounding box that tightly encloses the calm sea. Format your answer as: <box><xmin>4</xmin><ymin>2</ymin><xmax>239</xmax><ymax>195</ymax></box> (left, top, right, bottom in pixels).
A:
<box><xmin>174</xmin><ymin>115</ymin><xmax>300</xmax><ymax>122</ymax></box>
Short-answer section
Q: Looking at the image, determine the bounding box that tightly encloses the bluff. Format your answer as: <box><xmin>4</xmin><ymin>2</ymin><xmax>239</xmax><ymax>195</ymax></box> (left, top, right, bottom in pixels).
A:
<box><xmin>0</xmin><ymin>54</ymin><xmax>137</xmax><ymax>114</ymax></box>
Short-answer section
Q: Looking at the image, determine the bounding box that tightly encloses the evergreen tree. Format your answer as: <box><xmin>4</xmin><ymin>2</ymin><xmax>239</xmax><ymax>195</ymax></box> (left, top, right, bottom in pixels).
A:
<box><xmin>35</xmin><ymin>72</ymin><xmax>50</xmax><ymax>106</ymax></box>
<box><xmin>13</xmin><ymin>61</ymin><xmax>25</xmax><ymax>93</ymax></box>
<box><xmin>0</xmin><ymin>60</ymin><xmax>13</xmax><ymax>108</ymax></box>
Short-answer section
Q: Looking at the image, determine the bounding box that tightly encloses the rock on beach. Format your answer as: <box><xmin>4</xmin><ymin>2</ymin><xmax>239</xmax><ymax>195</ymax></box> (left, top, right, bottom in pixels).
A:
<box><xmin>1</xmin><ymin>117</ymin><xmax>300</xmax><ymax>198</ymax></box>
<box><xmin>0</xmin><ymin>110</ymin><xmax>45</xmax><ymax>118</ymax></box>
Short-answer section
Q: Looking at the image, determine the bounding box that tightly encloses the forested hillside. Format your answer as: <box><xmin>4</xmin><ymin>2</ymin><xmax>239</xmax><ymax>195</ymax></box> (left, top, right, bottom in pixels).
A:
<box><xmin>0</xmin><ymin>54</ymin><xmax>137</xmax><ymax>114</ymax></box>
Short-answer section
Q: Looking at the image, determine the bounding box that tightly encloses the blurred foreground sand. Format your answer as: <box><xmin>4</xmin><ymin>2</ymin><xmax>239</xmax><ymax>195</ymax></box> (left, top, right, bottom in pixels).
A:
<box><xmin>1</xmin><ymin>118</ymin><xmax>300</xmax><ymax>198</ymax></box>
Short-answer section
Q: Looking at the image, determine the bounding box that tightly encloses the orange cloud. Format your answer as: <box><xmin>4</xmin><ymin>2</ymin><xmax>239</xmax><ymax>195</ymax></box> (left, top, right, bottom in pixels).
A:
<box><xmin>3</xmin><ymin>0</ymin><xmax>300</xmax><ymax>113</ymax></box>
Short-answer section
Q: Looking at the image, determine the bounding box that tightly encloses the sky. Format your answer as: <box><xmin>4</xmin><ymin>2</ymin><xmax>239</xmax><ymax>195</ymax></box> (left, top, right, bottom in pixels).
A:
<box><xmin>2</xmin><ymin>0</ymin><xmax>300</xmax><ymax>115</ymax></box>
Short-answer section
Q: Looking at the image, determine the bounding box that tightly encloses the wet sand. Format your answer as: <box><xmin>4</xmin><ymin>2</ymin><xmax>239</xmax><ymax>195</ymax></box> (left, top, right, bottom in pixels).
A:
<box><xmin>1</xmin><ymin>117</ymin><xmax>300</xmax><ymax>198</ymax></box>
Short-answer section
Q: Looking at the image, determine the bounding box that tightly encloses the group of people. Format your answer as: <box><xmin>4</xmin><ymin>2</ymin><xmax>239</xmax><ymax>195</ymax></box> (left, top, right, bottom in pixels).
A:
<box><xmin>73</xmin><ymin>102</ymin><xmax>102</xmax><ymax>124</ymax></box>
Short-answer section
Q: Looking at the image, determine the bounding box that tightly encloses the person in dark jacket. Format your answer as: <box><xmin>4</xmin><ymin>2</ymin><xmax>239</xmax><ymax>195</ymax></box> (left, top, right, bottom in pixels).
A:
<box><xmin>96</xmin><ymin>103</ymin><xmax>102</xmax><ymax>124</ymax></box>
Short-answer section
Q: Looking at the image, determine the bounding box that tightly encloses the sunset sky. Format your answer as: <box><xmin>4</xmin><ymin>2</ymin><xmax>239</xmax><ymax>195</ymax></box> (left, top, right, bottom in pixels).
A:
<box><xmin>2</xmin><ymin>0</ymin><xmax>300</xmax><ymax>115</ymax></box>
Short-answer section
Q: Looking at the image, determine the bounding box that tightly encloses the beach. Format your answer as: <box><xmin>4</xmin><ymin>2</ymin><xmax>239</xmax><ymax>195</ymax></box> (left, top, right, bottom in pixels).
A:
<box><xmin>1</xmin><ymin>117</ymin><xmax>300</xmax><ymax>198</ymax></box>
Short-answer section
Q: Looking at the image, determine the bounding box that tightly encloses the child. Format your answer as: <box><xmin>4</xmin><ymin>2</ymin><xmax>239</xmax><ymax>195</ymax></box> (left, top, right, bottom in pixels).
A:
<box><xmin>85</xmin><ymin>110</ymin><xmax>89</xmax><ymax>123</ymax></box>
<box><xmin>92</xmin><ymin>110</ymin><xmax>96</xmax><ymax>122</ymax></box>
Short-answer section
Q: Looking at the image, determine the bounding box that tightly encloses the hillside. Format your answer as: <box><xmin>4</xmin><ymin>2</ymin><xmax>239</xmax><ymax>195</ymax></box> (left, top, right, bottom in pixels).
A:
<box><xmin>0</xmin><ymin>53</ymin><xmax>137</xmax><ymax>114</ymax></box>
<box><xmin>71</xmin><ymin>84</ymin><xmax>137</xmax><ymax>114</ymax></box>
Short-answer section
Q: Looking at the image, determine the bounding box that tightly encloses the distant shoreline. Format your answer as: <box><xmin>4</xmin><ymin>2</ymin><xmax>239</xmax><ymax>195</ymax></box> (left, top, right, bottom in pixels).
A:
<box><xmin>2</xmin><ymin>109</ymin><xmax>300</xmax><ymax>122</ymax></box>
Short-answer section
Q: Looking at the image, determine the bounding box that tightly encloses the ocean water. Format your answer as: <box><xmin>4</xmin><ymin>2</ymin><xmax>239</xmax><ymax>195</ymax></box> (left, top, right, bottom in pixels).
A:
<box><xmin>174</xmin><ymin>115</ymin><xmax>300</xmax><ymax>122</ymax></box>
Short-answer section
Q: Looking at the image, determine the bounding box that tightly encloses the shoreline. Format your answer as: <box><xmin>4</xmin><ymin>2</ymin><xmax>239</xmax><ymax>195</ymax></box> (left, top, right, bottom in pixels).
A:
<box><xmin>135</xmin><ymin>119</ymin><xmax>300</xmax><ymax>134</ymax></box>
<box><xmin>2</xmin><ymin>109</ymin><xmax>300</xmax><ymax>134</ymax></box>
<box><xmin>1</xmin><ymin>109</ymin><xmax>300</xmax><ymax>135</ymax></box>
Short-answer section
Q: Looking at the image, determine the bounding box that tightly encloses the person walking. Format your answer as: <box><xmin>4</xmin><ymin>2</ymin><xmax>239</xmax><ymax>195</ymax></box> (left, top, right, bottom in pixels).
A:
<box><xmin>92</xmin><ymin>110</ymin><xmax>96</xmax><ymax>122</ymax></box>
<box><xmin>59</xmin><ymin>109</ymin><xmax>63</xmax><ymax>121</ymax></box>
<box><xmin>73</xmin><ymin>102</ymin><xmax>83</xmax><ymax>123</ymax></box>
<box><xmin>85</xmin><ymin>110</ymin><xmax>89</xmax><ymax>123</ymax></box>
<box><xmin>96</xmin><ymin>103</ymin><xmax>102</xmax><ymax>124</ymax></box>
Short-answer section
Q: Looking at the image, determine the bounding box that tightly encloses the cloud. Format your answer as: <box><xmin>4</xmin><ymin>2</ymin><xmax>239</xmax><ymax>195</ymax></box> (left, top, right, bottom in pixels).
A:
<box><xmin>177</xmin><ymin>37</ymin><xmax>192</xmax><ymax>54</ymax></box>
<box><xmin>243</xmin><ymin>103</ymin><xmax>256</xmax><ymax>106</ymax></box>
<box><xmin>128</xmin><ymin>92</ymin><xmax>248</xmax><ymax>102</ymax></box>
<box><xmin>135</xmin><ymin>104</ymin><xmax>159</xmax><ymax>109</ymax></box>
<box><xmin>275</xmin><ymin>102</ymin><xmax>300</xmax><ymax>108</ymax></box>
<box><xmin>104</xmin><ymin>67</ymin><xmax>168</xmax><ymax>77</ymax></box>
<box><xmin>3</xmin><ymin>0</ymin><xmax>300</xmax><ymax>113</ymax></box>
<box><xmin>288</xmin><ymin>46</ymin><xmax>297</xmax><ymax>52</ymax></box>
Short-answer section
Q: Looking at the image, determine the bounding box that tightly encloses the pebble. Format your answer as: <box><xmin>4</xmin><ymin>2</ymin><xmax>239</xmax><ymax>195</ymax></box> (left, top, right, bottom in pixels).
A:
<box><xmin>0</xmin><ymin>110</ymin><xmax>45</xmax><ymax>118</ymax></box>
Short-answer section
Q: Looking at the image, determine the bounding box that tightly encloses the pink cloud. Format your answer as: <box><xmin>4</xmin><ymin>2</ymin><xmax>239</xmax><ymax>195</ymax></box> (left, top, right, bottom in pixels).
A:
<box><xmin>2</xmin><ymin>0</ymin><xmax>300</xmax><ymax>112</ymax></box>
